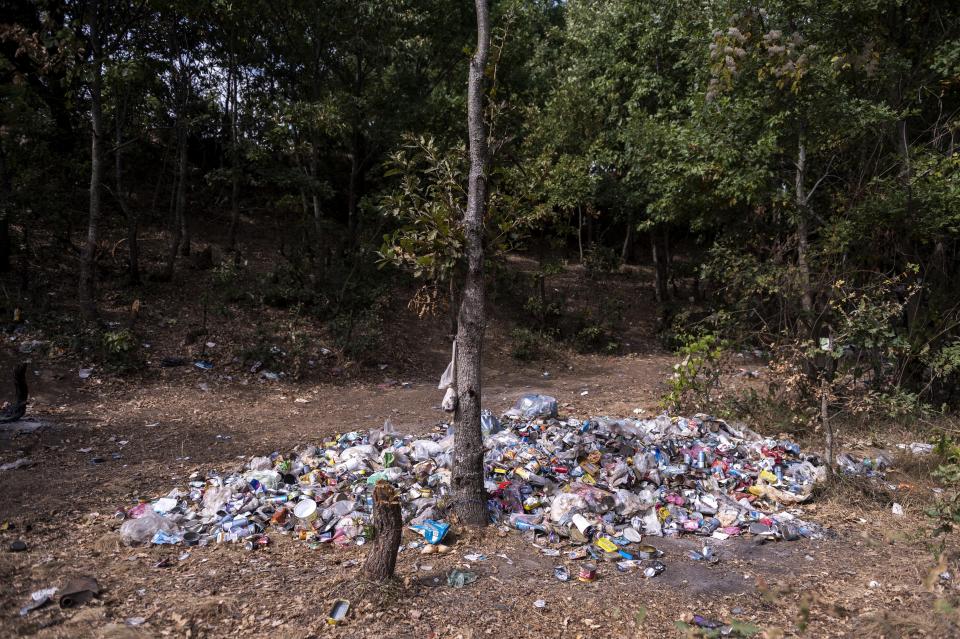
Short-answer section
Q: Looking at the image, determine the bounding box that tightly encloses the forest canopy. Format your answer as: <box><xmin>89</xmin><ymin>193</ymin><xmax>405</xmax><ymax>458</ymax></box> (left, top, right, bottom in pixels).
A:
<box><xmin>2</xmin><ymin>0</ymin><xmax>960</xmax><ymax>416</ymax></box>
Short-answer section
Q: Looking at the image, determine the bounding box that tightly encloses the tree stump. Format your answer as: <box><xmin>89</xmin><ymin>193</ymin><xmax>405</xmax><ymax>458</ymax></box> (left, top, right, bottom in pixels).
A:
<box><xmin>362</xmin><ymin>481</ymin><xmax>402</xmax><ymax>582</ymax></box>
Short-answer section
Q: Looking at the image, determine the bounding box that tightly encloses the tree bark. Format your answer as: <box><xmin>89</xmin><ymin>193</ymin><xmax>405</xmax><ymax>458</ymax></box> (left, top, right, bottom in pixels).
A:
<box><xmin>347</xmin><ymin>125</ymin><xmax>362</xmax><ymax>240</ymax></box>
<box><xmin>79</xmin><ymin>0</ymin><xmax>103</xmax><ymax>319</ymax></box>
<box><xmin>226</xmin><ymin>46</ymin><xmax>241</xmax><ymax>250</ymax></box>
<box><xmin>795</xmin><ymin>133</ymin><xmax>813</xmax><ymax>316</ymax></box>
<box><xmin>162</xmin><ymin>118</ymin><xmax>187</xmax><ymax>280</ymax></box>
<box><xmin>310</xmin><ymin>147</ymin><xmax>323</xmax><ymax>235</ymax></box>
<box><xmin>620</xmin><ymin>216</ymin><xmax>633</xmax><ymax>264</ymax></box>
<box><xmin>577</xmin><ymin>206</ymin><xmax>583</xmax><ymax>263</ymax></box>
<box><xmin>820</xmin><ymin>376</ymin><xmax>834</xmax><ymax>481</ymax></box>
<box><xmin>652</xmin><ymin>230</ymin><xmax>668</xmax><ymax>303</ymax></box>
<box><xmin>114</xmin><ymin>89</ymin><xmax>140</xmax><ymax>285</ymax></box>
<box><xmin>179</xmin><ymin>187</ymin><xmax>191</xmax><ymax>256</ymax></box>
<box><xmin>451</xmin><ymin>0</ymin><xmax>490</xmax><ymax>528</ymax></box>
<box><xmin>0</xmin><ymin>146</ymin><xmax>11</xmax><ymax>273</ymax></box>
<box><xmin>362</xmin><ymin>481</ymin><xmax>402</xmax><ymax>582</ymax></box>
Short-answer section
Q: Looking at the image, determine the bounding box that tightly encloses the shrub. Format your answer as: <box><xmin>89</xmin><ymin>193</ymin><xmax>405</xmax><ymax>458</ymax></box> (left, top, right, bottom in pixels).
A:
<box><xmin>510</xmin><ymin>327</ymin><xmax>545</xmax><ymax>361</ymax></box>
<box><xmin>583</xmin><ymin>244</ymin><xmax>621</xmax><ymax>279</ymax></box>
<box><xmin>574</xmin><ymin>323</ymin><xmax>620</xmax><ymax>354</ymax></box>
<box><xmin>663</xmin><ymin>333</ymin><xmax>727</xmax><ymax>411</ymax></box>
<box><xmin>101</xmin><ymin>329</ymin><xmax>142</xmax><ymax>372</ymax></box>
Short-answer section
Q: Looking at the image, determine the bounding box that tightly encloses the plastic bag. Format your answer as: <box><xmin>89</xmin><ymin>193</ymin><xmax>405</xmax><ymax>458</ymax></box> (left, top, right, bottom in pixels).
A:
<box><xmin>248</xmin><ymin>456</ymin><xmax>272</xmax><ymax>471</ymax></box>
<box><xmin>480</xmin><ymin>410</ymin><xmax>501</xmax><ymax>438</ymax></box>
<box><xmin>569</xmin><ymin>482</ymin><xmax>616</xmax><ymax>512</ymax></box>
<box><xmin>438</xmin><ymin>342</ymin><xmax>457</xmax><ymax>390</ymax></box>
<box><xmin>614</xmin><ymin>489</ymin><xmax>650</xmax><ymax>517</ymax></box>
<box><xmin>505</xmin><ymin>394</ymin><xmax>558</xmax><ymax>419</ymax></box>
<box><xmin>340</xmin><ymin>444</ymin><xmax>377</xmax><ymax>462</ymax></box>
<box><xmin>640</xmin><ymin>507</ymin><xmax>662</xmax><ymax>536</ymax></box>
<box><xmin>244</xmin><ymin>470</ymin><xmax>281</xmax><ymax>490</ymax></box>
<box><xmin>120</xmin><ymin>510</ymin><xmax>181</xmax><ymax>546</ymax></box>
<box><xmin>549</xmin><ymin>492</ymin><xmax>587</xmax><ymax>522</ymax></box>
<box><xmin>441</xmin><ymin>387</ymin><xmax>457</xmax><ymax>412</ymax></box>
<box><xmin>411</xmin><ymin>440</ymin><xmax>444</xmax><ymax>462</ymax></box>
<box><xmin>201</xmin><ymin>486</ymin><xmax>232</xmax><ymax>517</ymax></box>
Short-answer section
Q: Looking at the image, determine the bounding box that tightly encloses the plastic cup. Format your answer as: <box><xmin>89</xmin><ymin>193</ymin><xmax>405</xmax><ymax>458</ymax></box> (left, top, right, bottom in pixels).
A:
<box><xmin>293</xmin><ymin>499</ymin><xmax>318</xmax><ymax>523</ymax></box>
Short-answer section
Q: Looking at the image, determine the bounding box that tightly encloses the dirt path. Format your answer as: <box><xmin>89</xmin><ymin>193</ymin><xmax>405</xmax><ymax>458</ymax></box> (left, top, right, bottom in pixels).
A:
<box><xmin>1</xmin><ymin>347</ymin><xmax>955</xmax><ymax>638</ymax></box>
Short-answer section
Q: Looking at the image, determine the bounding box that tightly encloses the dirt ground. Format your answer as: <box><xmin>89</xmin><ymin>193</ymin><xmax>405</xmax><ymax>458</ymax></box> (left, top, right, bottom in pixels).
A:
<box><xmin>1</xmin><ymin>346</ymin><xmax>957</xmax><ymax>639</ymax></box>
<box><xmin>0</xmin><ymin>230</ymin><xmax>958</xmax><ymax>638</ymax></box>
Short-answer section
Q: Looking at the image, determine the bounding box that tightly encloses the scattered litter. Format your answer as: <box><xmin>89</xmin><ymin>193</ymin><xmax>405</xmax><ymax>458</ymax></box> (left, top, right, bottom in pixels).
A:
<box><xmin>78</xmin><ymin>368</ymin><xmax>93</xmax><ymax>379</ymax></box>
<box><xmin>447</xmin><ymin>569</ymin><xmax>477</xmax><ymax>588</ymax></box>
<box><xmin>463</xmin><ymin>553</ymin><xmax>486</xmax><ymax>562</ymax></box>
<box><xmin>892</xmin><ymin>503</ymin><xmax>904</xmax><ymax>517</ymax></box>
<box><xmin>837</xmin><ymin>452</ymin><xmax>890</xmax><ymax>477</ymax></box>
<box><xmin>410</xmin><ymin>519</ymin><xmax>449</xmax><ymax>545</ymax></box>
<box><xmin>533</xmin><ymin>599</ymin><xmax>547</xmax><ymax>609</ymax></box>
<box><xmin>18</xmin><ymin>340</ymin><xmax>43</xmax><ymax>354</ymax></box>
<box><xmin>897</xmin><ymin>442</ymin><xmax>933</xmax><ymax>455</ymax></box>
<box><xmin>58</xmin><ymin>576</ymin><xmax>100</xmax><ymax>608</ymax></box>
<box><xmin>194</xmin><ymin>360</ymin><xmax>213</xmax><ymax>370</ymax></box>
<box><xmin>9</xmin><ymin>539</ymin><xmax>27</xmax><ymax>552</ymax></box>
<box><xmin>112</xmin><ymin>396</ymin><xmax>826</xmax><ymax>589</ymax></box>
<box><xmin>689</xmin><ymin>544</ymin><xmax>718</xmax><ymax>563</ymax></box>
<box><xmin>0</xmin><ymin>458</ymin><xmax>31</xmax><ymax>471</ymax></box>
<box><xmin>19</xmin><ymin>587</ymin><xmax>57</xmax><ymax>616</ymax></box>
<box><xmin>327</xmin><ymin>599</ymin><xmax>350</xmax><ymax>625</ymax></box>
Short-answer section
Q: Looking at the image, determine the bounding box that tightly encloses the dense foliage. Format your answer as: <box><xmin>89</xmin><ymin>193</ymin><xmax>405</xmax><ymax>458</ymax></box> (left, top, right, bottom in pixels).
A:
<box><xmin>2</xmin><ymin>1</ymin><xmax>959</xmax><ymax>414</ymax></box>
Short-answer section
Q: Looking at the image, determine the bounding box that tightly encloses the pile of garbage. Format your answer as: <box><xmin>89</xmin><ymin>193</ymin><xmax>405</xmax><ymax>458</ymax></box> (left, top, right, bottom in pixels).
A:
<box><xmin>118</xmin><ymin>394</ymin><xmax>826</xmax><ymax>560</ymax></box>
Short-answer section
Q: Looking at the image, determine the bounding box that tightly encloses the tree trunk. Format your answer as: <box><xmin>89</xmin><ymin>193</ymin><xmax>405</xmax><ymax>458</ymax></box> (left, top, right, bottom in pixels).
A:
<box><xmin>179</xmin><ymin>190</ymin><xmax>191</xmax><ymax>256</ymax></box>
<box><xmin>449</xmin><ymin>278</ymin><xmax>458</xmax><ymax>338</ymax></box>
<box><xmin>451</xmin><ymin>0</ymin><xmax>490</xmax><ymax>528</ymax></box>
<box><xmin>362</xmin><ymin>481</ymin><xmax>402</xmax><ymax>582</ymax></box>
<box><xmin>795</xmin><ymin>134</ymin><xmax>813</xmax><ymax>316</ymax></box>
<box><xmin>163</xmin><ymin>120</ymin><xmax>187</xmax><ymax>280</ymax></box>
<box><xmin>79</xmin><ymin>0</ymin><xmax>103</xmax><ymax>320</ymax></box>
<box><xmin>577</xmin><ymin>206</ymin><xmax>583</xmax><ymax>263</ymax></box>
<box><xmin>0</xmin><ymin>218</ymin><xmax>9</xmax><ymax>274</ymax></box>
<box><xmin>347</xmin><ymin>126</ymin><xmax>362</xmax><ymax>240</ymax></box>
<box><xmin>115</xmin><ymin>93</ymin><xmax>140</xmax><ymax>285</ymax></box>
<box><xmin>226</xmin><ymin>50</ymin><xmax>241</xmax><ymax>251</ymax></box>
<box><xmin>620</xmin><ymin>216</ymin><xmax>633</xmax><ymax>264</ymax></box>
<box><xmin>820</xmin><ymin>376</ymin><xmax>834</xmax><ymax>481</ymax></box>
<box><xmin>310</xmin><ymin>147</ymin><xmax>322</xmax><ymax>235</ymax></box>
<box><xmin>0</xmin><ymin>146</ymin><xmax>11</xmax><ymax>273</ymax></box>
<box><xmin>652</xmin><ymin>231</ymin><xmax>668</xmax><ymax>303</ymax></box>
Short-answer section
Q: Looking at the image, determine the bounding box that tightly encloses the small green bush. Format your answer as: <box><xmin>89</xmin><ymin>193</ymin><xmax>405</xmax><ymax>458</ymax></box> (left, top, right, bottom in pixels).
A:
<box><xmin>663</xmin><ymin>333</ymin><xmax>726</xmax><ymax>411</ymax></box>
<box><xmin>583</xmin><ymin>244</ymin><xmax>621</xmax><ymax>279</ymax></box>
<box><xmin>510</xmin><ymin>327</ymin><xmax>544</xmax><ymax>361</ymax></box>
<box><xmin>573</xmin><ymin>324</ymin><xmax>620</xmax><ymax>354</ymax></box>
<box><xmin>101</xmin><ymin>329</ymin><xmax>142</xmax><ymax>372</ymax></box>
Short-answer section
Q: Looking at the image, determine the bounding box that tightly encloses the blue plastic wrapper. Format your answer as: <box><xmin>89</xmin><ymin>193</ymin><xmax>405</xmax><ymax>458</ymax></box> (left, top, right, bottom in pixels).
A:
<box><xmin>410</xmin><ymin>519</ymin><xmax>450</xmax><ymax>544</ymax></box>
<box><xmin>151</xmin><ymin>529</ymin><xmax>183</xmax><ymax>545</ymax></box>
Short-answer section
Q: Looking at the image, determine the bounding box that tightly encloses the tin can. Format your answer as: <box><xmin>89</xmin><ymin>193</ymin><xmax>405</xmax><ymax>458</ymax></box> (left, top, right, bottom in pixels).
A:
<box><xmin>578</xmin><ymin>563</ymin><xmax>597</xmax><ymax>582</ymax></box>
<box><xmin>327</xmin><ymin>599</ymin><xmax>350</xmax><ymax>625</ymax></box>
